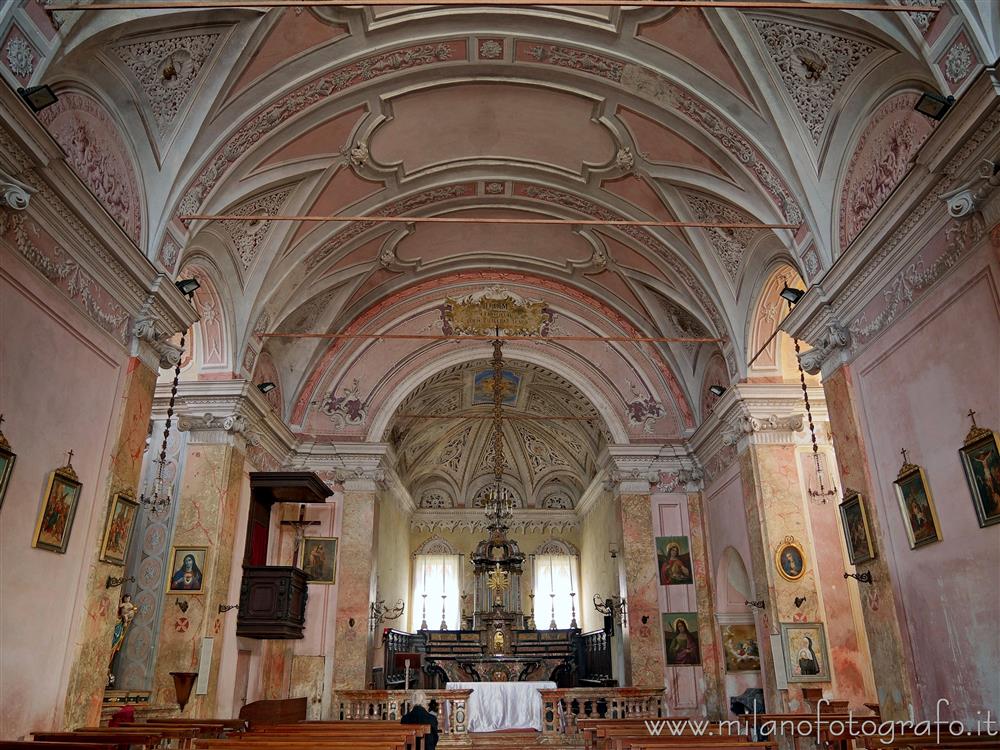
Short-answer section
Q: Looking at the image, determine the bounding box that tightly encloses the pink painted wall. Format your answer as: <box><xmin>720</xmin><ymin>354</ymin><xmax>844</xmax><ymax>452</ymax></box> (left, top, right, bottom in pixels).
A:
<box><xmin>849</xmin><ymin>238</ymin><xmax>999</xmax><ymax>721</ymax></box>
<box><xmin>0</xmin><ymin>249</ymin><xmax>130</xmax><ymax>738</ymax></box>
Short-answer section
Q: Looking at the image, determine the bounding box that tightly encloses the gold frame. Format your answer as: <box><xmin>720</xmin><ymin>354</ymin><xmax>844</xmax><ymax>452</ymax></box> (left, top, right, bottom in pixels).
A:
<box><xmin>774</xmin><ymin>537</ymin><xmax>806</xmax><ymax>581</ymax></box>
<box><xmin>838</xmin><ymin>489</ymin><xmax>875</xmax><ymax>565</ymax></box>
<box><xmin>0</xmin><ymin>429</ymin><xmax>15</xmax><ymax>510</ymax></box>
<box><xmin>99</xmin><ymin>492</ymin><xmax>140</xmax><ymax>565</ymax></box>
<box><xmin>958</xmin><ymin>423</ymin><xmax>1000</xmax><ymax>528</ymax></box>
<box><xmin>780</xmin><ymin>622</ymin><xmax>831</xmax><ymax>683</ymax></box>
<box><xmin>32</xmin><ymin>464</ymin><xmax>83</xmax><ymax>553</ymax></box>
<box><xmin>893</xmin><ymin>461</ymin><xmax>942</xmax><ymax>549</ymax></box>
<box><xmin>299</xmin><ymin>536</ymin><xmax>338</xmax><ymax>584</ymax></box>
<box><xmin>165</xmin><ymin>546</ymin><xmax>210</xmax><ymax>594</ymax></box>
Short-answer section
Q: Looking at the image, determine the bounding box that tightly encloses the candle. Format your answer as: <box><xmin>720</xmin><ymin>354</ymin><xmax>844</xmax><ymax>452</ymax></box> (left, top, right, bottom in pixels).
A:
<box><xmin>549</xmin><ymin>558</ymin><xmax>554</xmax><ymax>594</ymax></box>
<box><xmin>569</xmin><ymin>558</ymin><xmax>575</xmax><ymax>594</ymax></box>
<box><xmin>422</xmin><ymin>559</ymin><xmax>427</xmax><ymax>591</ymax></box>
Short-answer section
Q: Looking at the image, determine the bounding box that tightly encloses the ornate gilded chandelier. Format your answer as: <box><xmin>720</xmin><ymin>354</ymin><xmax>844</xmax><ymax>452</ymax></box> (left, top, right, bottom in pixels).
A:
<box><xmin>481</xmin><ymin>333</ymin><xmax>514</xmax><ymax>527</ymax></box>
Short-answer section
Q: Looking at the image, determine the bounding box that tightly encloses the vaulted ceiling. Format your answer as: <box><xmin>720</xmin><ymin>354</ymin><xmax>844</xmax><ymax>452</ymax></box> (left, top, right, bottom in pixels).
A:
<box><xmin>5</xmin><ymin>0</ymin><xmax>994</xmax><ymax>441</ymax></box>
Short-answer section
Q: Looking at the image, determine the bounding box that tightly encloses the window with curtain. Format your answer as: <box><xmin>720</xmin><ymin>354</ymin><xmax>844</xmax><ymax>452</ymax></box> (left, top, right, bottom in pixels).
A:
<box><xmin>532</xmin><ymin>554</ymin><xmax>579</xmax><ymax>629</ymax></box>
<box><xmin>411</xmin><ymin>554</ymin><xmax>461</xmax><ymax>631</ymax></box>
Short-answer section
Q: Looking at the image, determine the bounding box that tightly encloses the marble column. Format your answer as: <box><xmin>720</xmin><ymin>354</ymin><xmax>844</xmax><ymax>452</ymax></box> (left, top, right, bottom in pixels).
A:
<box><xmin>150</xmin><ymin>410</ymin><xmax>250</xmax><ymax>714</ymax></box>
<box><xmin>614</xmin><ymin>481</ymin><xmax>667</xmax><ymax>687</ymax></box>
<box><xmin>331</xmin><ymin>478</ymin><xmax>380</xmax><ymax>691</ymax></box>
<box><xmin>823</xmin><ymin>366</ymin><xmax>915</xmax><ymax>720</ymax></box>
<box><xmin>62</xmin><ymin>356</ymin><xmax>159</xmax><ymax>729</ymax></box>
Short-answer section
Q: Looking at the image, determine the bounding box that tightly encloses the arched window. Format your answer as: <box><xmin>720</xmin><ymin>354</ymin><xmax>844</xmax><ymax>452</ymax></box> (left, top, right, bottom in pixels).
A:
<box><xmin>531</xmin><ymin>550</ymin><xmax>579</xmax><ymax>629</ymax></box>
<box><xmin>411</xmin><ymin>553</ymin><xmax>461</xmax><ymax>631</ymax></box>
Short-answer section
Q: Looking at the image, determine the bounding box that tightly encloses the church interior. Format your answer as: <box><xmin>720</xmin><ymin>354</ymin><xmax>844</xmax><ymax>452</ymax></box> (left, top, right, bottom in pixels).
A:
<box><xmin>1</xmin><ymin>0</ymin><xmax>998</xmax><ymax>748</ymax></box>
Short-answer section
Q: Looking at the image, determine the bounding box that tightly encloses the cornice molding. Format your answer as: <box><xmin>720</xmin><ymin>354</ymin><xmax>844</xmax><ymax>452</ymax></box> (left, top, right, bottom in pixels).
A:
<box><xmin>410</xmin><ymin>508</ymin><xmax>579</xmax><ymax>534</ymax></box>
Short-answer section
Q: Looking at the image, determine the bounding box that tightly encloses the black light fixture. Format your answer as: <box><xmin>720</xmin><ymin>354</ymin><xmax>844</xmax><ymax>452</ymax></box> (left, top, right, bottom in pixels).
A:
<box><xmin>914</xmin><ymin>91</ymin><xmax>954</xmax><ymax>121</ymax></box>
<box><xmin>174</xmin><ymin>278</ymin><xmax>200</xmax><ymax>297</ymax></box>
<box><xmin>257</xmin><ymin>382</ymin><xmax>277</xmax><ymax>394</ymax></box>
<box><xmin>17</xmin><ymin>85</ymin><xmax>58</xmax><ymax>112</ymax></box>
<box><xmin>779</xmin><ymin>285</ymin><xmax>805</xmax><ymax>305</ymax></box>
<box><xmin>708</xmin><ymin>384</ymin><xmax>726</xmax><ymax>397</ymax></box>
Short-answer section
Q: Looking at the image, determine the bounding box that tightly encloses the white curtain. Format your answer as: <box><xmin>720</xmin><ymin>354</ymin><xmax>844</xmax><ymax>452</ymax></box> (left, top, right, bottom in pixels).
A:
<box><xmin>411</xmin><ymin>554</ymin><xmax>461</xmax><ymax>631</ymax></box>
<box><xmin>533</xmin><ymin>554</ymin><xmax>579</xmax><ymax>629</ymax></box>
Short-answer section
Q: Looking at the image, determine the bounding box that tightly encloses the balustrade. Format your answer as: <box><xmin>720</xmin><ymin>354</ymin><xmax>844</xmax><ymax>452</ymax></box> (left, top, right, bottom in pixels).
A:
<box><xmin>538</xmin><ymin>687</ymin><xmax>666</xmax><ymax>737</ymax></box>
<box><xmin>335</xmin><ymin>689</ymin><xmax>472</xmax><ymax>745</ymax></box>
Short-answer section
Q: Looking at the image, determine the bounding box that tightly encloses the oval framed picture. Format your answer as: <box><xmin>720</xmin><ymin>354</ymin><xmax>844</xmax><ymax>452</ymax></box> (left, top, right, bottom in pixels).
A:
<box><xmin>775</xmin><ymin>538</ymin><xmax>806</xmax><ymax>581</ymax></box>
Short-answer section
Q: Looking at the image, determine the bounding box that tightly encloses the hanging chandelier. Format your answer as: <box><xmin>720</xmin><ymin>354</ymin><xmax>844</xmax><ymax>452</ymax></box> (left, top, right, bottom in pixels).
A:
<box><xmin>140</xmin><ymin>331</ymin><xmax>185</xmax><ymax>513</ymax></box>
<box><xmin>481</xmin><ymin>333</ymin><xmax>515</xmax><ymax>528</ymax></box>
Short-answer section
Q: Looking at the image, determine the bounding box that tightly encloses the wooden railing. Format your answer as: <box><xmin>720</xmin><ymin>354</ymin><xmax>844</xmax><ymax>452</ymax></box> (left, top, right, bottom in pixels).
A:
<box><xmin>335</xmin><ymin>689</ymin><xmax>473</xmax><ymax>745</ymax></box>
<box><xmin>577</xmin><ymin>629</ymin><xmax>614</xmax><ymax>686</ymax></box>
<box><xmin>538</xmin><ymin>687</ymin><xmax>666</xmax><ymax>737</ymax></box>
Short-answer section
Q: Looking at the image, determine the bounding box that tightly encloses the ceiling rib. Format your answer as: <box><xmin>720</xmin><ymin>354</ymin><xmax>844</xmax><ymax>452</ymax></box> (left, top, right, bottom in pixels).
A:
<box><xmin>182</xmin><ymin>214</ymin><xmax>797</xmax><ymax>230</ymax></box>
<box><xmin>261</xmin><ymin>333</ymin><xmax>725</xmax><ymax>343</ymax></box>
<box><xmin>48</xmin><ymin>1</ymin><xmax>943</xmax><ymax>12</ymax></box>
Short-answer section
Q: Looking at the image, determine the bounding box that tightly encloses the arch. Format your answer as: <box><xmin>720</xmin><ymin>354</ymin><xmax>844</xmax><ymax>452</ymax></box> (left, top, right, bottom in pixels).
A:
<box><xmin>535</xmin><ymin>538</ymin><xmax>579</xmax><ymax>556</ymax></box>
<box><xmin>413</xmin><ymin>535</ymin><xmax>458</xmax><ymax>556</ymax></box>
<box><xmin>746</xmin><ymin>263</ymin><xmax>806</xmax><ymax>382</ymax></box>
<box><xmin>176</xmin><ymin>260</ymin><xmax>233</xmax><ymax>376</ymax></box>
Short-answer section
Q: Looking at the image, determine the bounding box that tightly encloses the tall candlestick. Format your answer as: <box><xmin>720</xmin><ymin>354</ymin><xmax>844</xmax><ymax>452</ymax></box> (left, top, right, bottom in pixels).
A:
<box><xmin>549</xmin><ymin>558</ymin><xmax>554</xmax><ymax>594</ymax></box>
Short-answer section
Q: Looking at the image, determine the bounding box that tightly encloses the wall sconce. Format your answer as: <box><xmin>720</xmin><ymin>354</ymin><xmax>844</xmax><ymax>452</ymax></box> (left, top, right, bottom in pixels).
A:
<box><xmin>218</xmin><ymin>604</ymin><xmax>239</xmax><ymax>614</ymax></box>
<box><xmin>175</xmin><ymin>599</ymin><xmax>189</xmax><ymax>613</ymax></box>
<box><xmin>106</xmin><ymin>575</ymin><xmax>135</xmax><ymax>589</ymax></box>
<box><xmin>914</xmin><ymin>91</ymin><xmax>954</xmax><ymax>120</ymax></box>
<box><xmin>745</xmin><ymin>599</ymin><xmax>766</xmax><ymax>610</ymax></box>
<box><xmin>608</xmin><ymin>542</ymin><xmax>619</xmax><ymax>559</ymax></box>
<box><xmin>17</xmin><ymin>85</ymin><xmax>58</xmax><ymax>112</ymax></box>
<box><xmin>844</xmin><ymin>571</ymin><xmax>873</xmax><ymax>585</ymax></box>
<box><xmin>174</xmin><ymin>278</ymin><xmax>201</xmax><ymax>297</ymax></box>
<box><xmin>794</xmin><ymin>596</ymin><xmax>807</xmax><ymax>608</ymax></box>
<box><xmin>593</xmin><ymin>594</ymin><xmax>627</xmax><ymax>625</ymax></box>
<box><xmin>369</xmin><ymin>599</ymin><xmax>405</xmax><ymax>632</ymax></box>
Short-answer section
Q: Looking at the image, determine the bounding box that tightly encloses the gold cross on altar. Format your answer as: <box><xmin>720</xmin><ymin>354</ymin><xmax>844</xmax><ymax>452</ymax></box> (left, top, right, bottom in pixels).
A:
<box><xmin>487</xmin><ymin>564</ymin><xmax>510</xmax><ymax>597</ymax></box>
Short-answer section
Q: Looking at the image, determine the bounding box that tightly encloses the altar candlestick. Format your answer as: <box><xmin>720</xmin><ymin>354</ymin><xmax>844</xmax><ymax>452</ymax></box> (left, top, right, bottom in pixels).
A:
<box><xmin>549</xmin><ymin>559</ymin><xmax>554</xmax><ymax>594</ymax></box>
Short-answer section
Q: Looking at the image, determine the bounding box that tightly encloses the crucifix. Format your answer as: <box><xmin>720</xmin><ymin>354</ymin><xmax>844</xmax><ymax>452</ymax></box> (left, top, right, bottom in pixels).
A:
<box><xmin>968</xmin><ymin>409</ymin><xmax>978</xmax><ymax>427</ymax></box>
<box><xmin>900</xmin><ymin>448</ymin><xmax>909</xmax><ymax>465</ymax></box>
<box><xmin>281</xmin><ymin>503</ymin><xmax>320</xmax><ymax>567</ymax></box>
<box><xmin>66</xmin><ymin>449</ymin><xmax>75</xmax><ymax>467</ymax></box>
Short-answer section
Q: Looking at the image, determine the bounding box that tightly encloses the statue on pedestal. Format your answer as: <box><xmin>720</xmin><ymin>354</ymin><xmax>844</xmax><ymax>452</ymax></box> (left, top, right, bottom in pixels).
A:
<box><xmin>107</xmin><ymin>592</ymin><xmax>137</xmax><ymax>688</ymax></box>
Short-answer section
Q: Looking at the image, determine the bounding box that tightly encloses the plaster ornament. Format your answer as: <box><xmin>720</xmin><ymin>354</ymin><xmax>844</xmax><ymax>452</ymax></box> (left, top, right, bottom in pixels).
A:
<box><xmin>478</xmin><ymin>39</ymin><xmax>503</xmax><ymax>60</ymax></box>
<box><xmin>684</xmin><ymin>193</ymin><xmax>757</xmax><ymax>281</ymax></box>
<box><xmin>5</xmin><ymin>35</ymin><xmax>35</xmax><ymax>79</ymax></box>
<box><xmin>133</xmin><ymin>317</ymin><xmax>184</xmax><ymax>369</ymax></box>
<box><xmin>349</xmin><ymin>140</ymin><xmax>370</xmax><ymax>167</ymax></box>
<box><xmin>321</xmin><ymin>378</ymin><xmax>368</xmax><ymax>426</ymax></box>
<box><xmin>750</xmin><ymin>17</ymin><xmax>875</xmax><ymax>144</ymax></box>
<box><xmin>615</xmin><ymin>146</ymin><xmax>635</xmax><ymax>172</ymax></box>
<box><xmin>221</xmin><ymin>187</ymin><xmax>292</xmax><ymax>271</ymax></box>
<box><xmin>900</xmin><ymin>0</ymin><xmax>942</xmax><ymax>33</ymax></box>
<box><xmin>0</xmin><ymin>169</ymin><xmax>34</xmax><ymax>210</ymax></box>
<box><xmin>798</xmin><ymin>325</ymin><xmax>851</xmax><ymax>375</ymax></box>
<box><xmin>942</xmin><ymin>40</ymin><xmax>974</xmax><ymax>84</ymax></box>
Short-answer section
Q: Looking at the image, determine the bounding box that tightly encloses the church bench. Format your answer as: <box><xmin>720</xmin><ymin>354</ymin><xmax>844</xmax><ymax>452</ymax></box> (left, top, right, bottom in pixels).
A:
<box><xmin>609</xmin><ymin>738</ymin><xmax>774</xmax><ymax>750</ymax></box>
<box><xmin>2</xmin><ymin>743</ymin><xmax>121</xmax><ymax>750</ymax></box>
<box><xmin>32</xmin><ymin>732</ymin><xmax>170</xmax><ymax>750</ymax></box>
<box><xmin>195</xmin><ymin>741</ymin><xmax>408</xmax><ymax>750</ymax></box>
<box><xmin>866</xmin><ymin>734</ymin><xmax>1000</xmax><ymax>749</ymax></box>
<box><xmin>124</xmin><ymin>721</ymin><xmax>245</xmax><ymax>733</ymax></box>
<box><xmin>77</xmin><ymin>727</ymin><xmax>203</xmax><ymax>746</ymax></box>
<box><xmin>582</xmin><ymin>720</ymin><xmax>751</xmax><ymax>750</ymax></box>
<box><xmin>238</xmin><ymin>699</ymin><xmax>307</xmax><ymax>728</ymax></box>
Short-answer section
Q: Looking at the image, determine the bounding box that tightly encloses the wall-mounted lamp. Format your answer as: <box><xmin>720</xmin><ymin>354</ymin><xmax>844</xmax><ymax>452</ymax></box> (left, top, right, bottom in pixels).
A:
<box><xmin>914</xmin><ymin>91</ymin><xmax>954</xmax><ymax>121</ymax></box>
<box><xmin>779</xmin><ymin>285</ymin><xmax>805</xmax><ymax>305</ymax></box>
<box><xmin>175</xmin><ymin>599</ymin><xmax>189</xmax><ymax>613</ymax></box>
<box><xmin>218</xmin><ymin>604</ymin><xmax>239</xmax><ymax>614</ymax></box>
<box><xmin>745</xmin><ymin>599</ymin><xmax>766</xmax><ymax>610</ymax></box>
<box><xmin>608</xmin><ymin>542</ymin><xmax>619</xmax><ymax>559</ymax></box>
<box><xmin>794</xmin><ymin>596</ymin><xmax>807</xmax><ymax>608</ymax></box>
<box><xmin>844</xmin><ymin>571</ymin><xmax>873</xmax><ymax>585</ymax></box>
<box><xmin>106</xmin><ymin>575</ymin><xmax>135</xmax><ymax>589</ymax></box>
<box><xmin>17</xmin><ymin>85</ymin><xmax>58</xmax><ymax>112</ymax></box>
<box><xmin>257</xmin><ymin>382</ymin><xmax>277</xmax><ymax>394</ymax></box>
<box><xmin>174</xmin><ymin>278</ymin><xmax>201</xmax><ymax>297</ymax></box>
<box><xmin>370</xmin><ymin>599</ymin><xmax>405</xmax><ymax>632</ymax></box>
<box><xmin>593</xmin><ymin>594</ymin><xmax>627</xmax><ymax>625</ymax></box>
<box><xmin>708</xmin><ymin>385</ymin><xmax>726</xmax><ymax>397</ymax></box>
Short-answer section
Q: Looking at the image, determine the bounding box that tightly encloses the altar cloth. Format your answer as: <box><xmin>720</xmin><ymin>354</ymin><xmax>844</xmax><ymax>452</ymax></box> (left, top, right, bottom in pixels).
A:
<box><xmin>446</xmin><ymin>680</ymin><xmax>555</xmax><ymax>732</ymax></box>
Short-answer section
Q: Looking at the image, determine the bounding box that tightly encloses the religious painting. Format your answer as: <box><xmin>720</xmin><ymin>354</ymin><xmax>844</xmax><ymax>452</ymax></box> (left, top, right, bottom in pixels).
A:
<box><xmin>780</xmin><ymin>622</ymin><xmax>830</xmax><ymax>683</ymax></box>
<box><xmin>472</xmin><ymin>368</ymin><xmax>520</xmax><ymax>406</ymax></box>
<box><xmin>99</xmin><ymin>493</ymin><xmax>140</xmax><ymax>566</ymax></box>
<box><xmin>721</xmin><ymin>623</ymin><xmax>760</xmax><ymax>672</ymax></box>
<box><xmin>300</xmin><ymin>536</ymin><xmax>338</xmax><ymax>584</ymax></box>
<box><xmin>166</xmin><ymin>547</ymin><xmax>208</xmax><ymax>593</ymax></box>
<box><xmin>0</xmin><ymin>428</ymin><xmax>15</xmax><ymax>511</ymax></box>
<box><xmin>839</xmin><ymin>490</ymin><xmax>875</xmax><ymax>565</ymax></box>
<box><xmin>894</xmin><ymin>460</ymin><xmax>941</xmax><ymax>549</ymax></box>
<box><xmin>32</xmin><ymin>464</ymin><xmax>83</xmax><ymax>553</ymax></box>
<box><xmin>959</xmin><ymin>421</ymin><xmax>1000</xmax><ymax>528</ymax></box>
<box><xmin>663</xmin><ymin>612</ymin><xmax>700</xmax><ymax>665</ymax></box>
<box><xmin>774</xmin><ymin>538</ymin><xmax>806</xmax><ymax>581</ymax></box>
<box><xmin>656</xmin><ymin>535</ymin><xmax>693</xmax><ymax>586</ymax></box>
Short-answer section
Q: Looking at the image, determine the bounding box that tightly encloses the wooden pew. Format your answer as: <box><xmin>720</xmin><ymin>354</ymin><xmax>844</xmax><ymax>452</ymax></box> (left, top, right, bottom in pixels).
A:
<box><xmin>195</xmin><ymin>723</ymin><xmax>429</xmax><ymax>750</ymax></box>
<box><xmin>2</xmin><ymin>743</ymin><xmax>119</xmax><ymax>750</ymax></box>
<box><xmin>237</xmin><ymin>699</ymin><xmax>306</xmax><ymax>729</ymax></box>
<box><xmin>77</xmin><ymin>727</ymin><xmax>202</xmax><ymax>747</ymax></box>
<box><xmin>126</xmin><ymin>721</ymin><xmax>244</xmax><ymax>734</ymax></box>
<box><xmin>32</xmin><ymin>732</ymin><xmax>165</xmax><ymax>750</ymax></box>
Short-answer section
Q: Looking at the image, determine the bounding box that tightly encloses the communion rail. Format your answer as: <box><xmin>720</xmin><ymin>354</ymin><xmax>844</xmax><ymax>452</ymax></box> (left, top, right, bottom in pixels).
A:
<box><xmin>539</xmin><ymin>687</ymin><xmax>667</xmax><ymax>738</ymax></box>
<box><xmin>335</xmin><ymin>689</ymin><xmax>472</xmax><ymax>745</ymax></box>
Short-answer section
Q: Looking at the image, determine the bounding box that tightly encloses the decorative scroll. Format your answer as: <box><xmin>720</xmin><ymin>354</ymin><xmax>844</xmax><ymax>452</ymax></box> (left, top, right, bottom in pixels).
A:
<box><xmin>442</xmin><ymin>287</ymin><xmax>551</xmax><ymax>336</ymax></box>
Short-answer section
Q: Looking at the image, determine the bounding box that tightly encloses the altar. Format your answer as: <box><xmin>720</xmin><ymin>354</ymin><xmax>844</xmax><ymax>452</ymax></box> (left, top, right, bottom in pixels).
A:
<box><xmin>447</xmin><ymin>680</ymin><xmax>555</xmax><ymax>732</ymax></box>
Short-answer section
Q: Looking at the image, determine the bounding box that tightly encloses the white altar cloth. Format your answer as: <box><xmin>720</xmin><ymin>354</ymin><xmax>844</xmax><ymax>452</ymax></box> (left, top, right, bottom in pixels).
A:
<box><xmin>446</xmin><ymin>681</ymin><xmax>555</xmax><ymax>732</ymax></box>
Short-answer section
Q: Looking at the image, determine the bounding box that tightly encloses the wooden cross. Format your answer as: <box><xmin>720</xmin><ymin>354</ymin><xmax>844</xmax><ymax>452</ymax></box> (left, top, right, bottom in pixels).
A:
<box><xmin>900</xmin><ymin>448</ymin><xmax>909</xmax><ymax>465</ymax></box>
<box><xmin>281</xmin><ymin>503</ymin><xmax>320</xmax><ymax>565</ymax></box>
<box><xmin>968</xmin><ymin>409</ymin><xmax>978</xmax><ymax>427</ymax></box>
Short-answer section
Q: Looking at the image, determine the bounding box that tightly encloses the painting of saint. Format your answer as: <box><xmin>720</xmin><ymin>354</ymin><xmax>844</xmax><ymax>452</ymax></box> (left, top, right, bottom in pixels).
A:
<box><xmin>663</xmin><ymin>613</ymin><xmax>700</xmax><ymax>665</ymax></box>
<box><xmin>33</xmin><ymin>468</ymin><xmax>82</xmax><ymax>553</ymax></box>
<box><xmin>473</xmin><ymin>368</ymin><xmax>520</xmax><ymax>405</ymax></box>
<box><xmin>656</xmin><ymin>536</ymin><xmax>694</xmax><ymax>586</ymax></box>
<box><xmin>894</xmin><ymin>465</ymin><xmax>941</xmax><ymax>548</ymax></box>
<box><xmin>300</xmin><ymin>537</ymin><xmax>338</xmax><ymax>584</ymax></box>
<box><xmin>780</xmin><ymin>623</ymin><xmax>830</xmax><ymax>682</ymax></box>
<box><xmin>722</xmin><ymin>623</ymin><xmax>760</xmax><ymax>672</ymax></box>
<box><xmin>960</xmin><ymin>428</ymin><xmax>1000</xmax><ymax>528</ymax></box>
<box><xmin>774</xmin><ymin>540</ymin><xmax>805</xmax><ymax>581</ymax></box>
<box><xmin>839</xmin><ymin>491</ymin><xmax>875</xmax><ymax>565</ymax></box>
<box><xmin>167</xmin><ymin>547</ymin><xmax>207</xmax><ymax>593</ymax></box>
<box><xmin>100</xmin><ymin>493</ymin><xmax>139</xmax><ymax>566</ymax></box>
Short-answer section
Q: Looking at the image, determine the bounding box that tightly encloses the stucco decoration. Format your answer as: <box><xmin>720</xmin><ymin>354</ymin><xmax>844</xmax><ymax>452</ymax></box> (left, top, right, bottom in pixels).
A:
<box><xmin>659</xmin><ymin>297</ymin><xmax>709</xmax><ymax>354</ymax></box>
<box><xmin>253</xmin><ymin>351</ymin><xmax>282</xmax><ymax>411</ymax></box>
<box><xmin>414</xmin><ymin>535</ymin><xmax>458</xmax><ymax>555</ymax></box>
<box><xmin>941</xmin><ymin>37</ymin><xmax>974</xmax><ymax>85</ymax></box>
<box><xmin>39</xmin><ymin>91</ymin><xmax>143</xmax><ymax>245</ymax></box>
<box><xmin>219</xmin><ymin>186</ymin><xmax>293</xmax><ymax>272</ymax></box>
<box><xmin>900</xmin><ymin>0</ymin><xmax>943</xmax><ymax>34</ymax></box>
<box><xmin>418</xmin><ymin>488</ymin><xmax>454</xmax><ymax>509</ymax></box>
<box><xmin>750</xmin><ymin>17</ymin><xmax>876</xmax><ymax>144</ymax></box>
<box><xmin>183</xmin><ymin>267</ymin><xmax>227</xmax><ymax>367</ymax></box>
<box><xmin>839</xmin><ymin>92</ymin><xmax>934</xmax><ymax>252</ymax></box>
<box><xmin>3</xmin><ymin>26</ymin><xmax>37</xmax><ymax>83</ymax></box>
<box><xmin>683</xmin><ymin>193</ymin><xmax>760</xmax><ymax>281</ymax></box>
<box><xmin>535</xmin><ymin>538</ymin><xmax>578</xmax><ymax>555</ymax></box>
<box><xmin>114</xmin><ymin>31</ymin><xmax>221</xmax><ymax>137</ymax></box>
<box><xmin>321</xmin><ymin>378</ymin><xmax>368</xmax><ymax>426</ymax></box>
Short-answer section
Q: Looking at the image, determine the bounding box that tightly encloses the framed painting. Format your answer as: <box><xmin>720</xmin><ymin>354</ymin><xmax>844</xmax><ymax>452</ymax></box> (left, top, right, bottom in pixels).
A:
<box><xmin>774</xmin><ymin>537</ymin><xmax>806</xmax><ymax>581</ymax></box>
<box><xmin>780</xmin><ymin>622</ymin><xmax>830</xmax><ymax>683</ymax></box>
<box><xmin>99</xmin><ymin>493</ymin><xmax>140</xmax><ymax>565</ymax></box>
<box><xmin>300</xmin><ymin>536</ymin><xmax>338</xmax><ymax>584</ymax></box>
<box><xmin>32</xmin><ymin>464</ymin><xmax>82</xmax><ymax>553</ymax></box>
<box><xmin>721</xmin><ymin>622</ymin><xmax>761</xmax><ymax>672</ymax></box>
<box><xmin>959</xmin><ymin>421</ymin><xmax>1000</xmax><ymax>528</ymax></box>
<box><xmin>0</xmin><ymin>428</ymin><xmax>15</xmax><ymax>511</ymax></box>
<box><xmin>663</xmin><ymin>612</ymin><xmax>701</xmax><ymax>665</ymax></box>
<box><xmin>656</xmin><ymin>535</ymin><xmax>693</xmax><ymax>586</ymax></box>
<box><xmin>839</xmin><ymin>489</ymin><xmax>876</xmax><ymax>565</ymax></box>
<box><xmin>166</xmin><ymin>546</ymin><xmax>209</xmax><ymax>593</ymax></box>
<box><xmin>894</xmin><ymin>460</ymin><xmax>941</xmax><ymax>549</ymax></box>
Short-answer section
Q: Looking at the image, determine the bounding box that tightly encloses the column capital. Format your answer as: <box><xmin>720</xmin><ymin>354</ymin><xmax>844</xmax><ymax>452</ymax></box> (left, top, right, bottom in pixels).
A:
<box><xmin>715</xmin><ymin>384</ymin><xmax>812</xmax><ymax>448</ymax></box>
<box><xmin>0</xmin><ymin>168</ymin><xmax>34</xmax><ymax>211</ymax></box>
<box><xmin>318</xmin><ymin>443</ymin><xmax>396</xmax><ymax>493</ymax></box>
